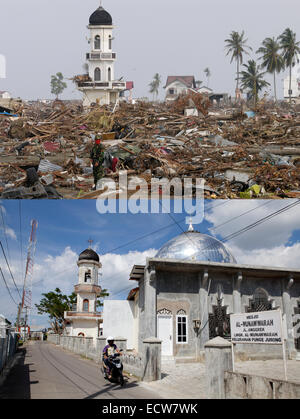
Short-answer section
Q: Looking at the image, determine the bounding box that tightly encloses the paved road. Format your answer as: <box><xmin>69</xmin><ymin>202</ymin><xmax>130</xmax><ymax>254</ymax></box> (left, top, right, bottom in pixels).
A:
<box><xmin>0</xmin><ymin>341</ymin><xmax>161</xmax><ymax>399</ymax></box>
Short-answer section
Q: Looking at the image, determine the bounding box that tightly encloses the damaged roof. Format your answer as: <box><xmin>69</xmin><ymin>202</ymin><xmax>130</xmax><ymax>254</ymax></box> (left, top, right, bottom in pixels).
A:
<box><xmin>164</xmin><ymin>76</ymin><xmax>196</xmax><ymax>89</ymax></box>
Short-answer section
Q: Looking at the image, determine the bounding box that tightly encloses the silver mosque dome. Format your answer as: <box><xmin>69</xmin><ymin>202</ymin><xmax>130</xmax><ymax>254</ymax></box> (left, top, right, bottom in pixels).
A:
<box><xmin>155</xmin><ymin>224</ymin><xmax>237</xmax><ymax>264</ymax></box>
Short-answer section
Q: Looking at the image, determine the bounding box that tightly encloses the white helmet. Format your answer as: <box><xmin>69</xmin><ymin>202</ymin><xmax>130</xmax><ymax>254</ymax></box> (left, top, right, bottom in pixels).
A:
<box><xmin>107</xmin><ymin>336</ymin><xmax>114</xmax><ymax>342</ymax></box>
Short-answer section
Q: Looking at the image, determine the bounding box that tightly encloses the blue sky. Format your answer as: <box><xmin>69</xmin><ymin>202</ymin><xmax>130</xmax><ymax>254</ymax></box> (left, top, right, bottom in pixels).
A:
<box><xmin>1</xmin><ymin>199</ymin><xmax>300</xmax><ymax>328</ymax></box>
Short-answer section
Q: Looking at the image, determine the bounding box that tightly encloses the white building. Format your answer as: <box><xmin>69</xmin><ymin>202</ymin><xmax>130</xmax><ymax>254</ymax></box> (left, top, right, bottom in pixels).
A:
<box><xmin>76</xmin><ymin>3</ymin><xmax>126</xmax><ymax>107</ymax></box>
<box><xmin>0</xmin><ymin>91</ymin><xmax>11</xmax><ymax>99</ymax></box>
<box><xmin>284</xmin><ymin>59</ymin><xmax>300</xmax><ymax>101</ymax></box>
<box><xmin>64</xmin><ymin>248</ymin><xmax>103</xmax><ymax>339</ymax></box>
<box><xmin>164</xmin><ymin>76</ymin><xmax>196</xmax><ymax>102</ymax></box>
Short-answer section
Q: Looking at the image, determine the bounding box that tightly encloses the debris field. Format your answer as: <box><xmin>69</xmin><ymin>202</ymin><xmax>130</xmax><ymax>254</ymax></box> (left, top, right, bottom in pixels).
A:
<box><xmin>0</xmin><ymin>98</ymin><xmax>300</xmax><ymax>199</ymax></box>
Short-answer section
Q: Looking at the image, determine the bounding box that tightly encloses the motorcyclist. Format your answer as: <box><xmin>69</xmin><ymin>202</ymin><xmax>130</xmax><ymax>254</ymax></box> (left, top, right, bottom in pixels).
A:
<box><xmin>102</xmin><ymin>336</ymin><xmax>122</xmax><ymax>379</ymax></box>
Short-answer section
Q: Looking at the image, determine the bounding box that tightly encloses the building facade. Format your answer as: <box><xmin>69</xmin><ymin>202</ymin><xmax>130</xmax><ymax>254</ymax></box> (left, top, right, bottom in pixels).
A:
<box><xmin>283</xmin><ymin>58</ymin><xmax>300</xmax><ymax>102</ymax></box>
<box><xmin>64</xmin><ymin>248</ymin><xmax>102</xmax><ymax>339</ymax></box>
<box><xmin>75</xmin><ymin>5</ymin><xmax>126</xmax><ymax>107</ymax></box>
<box><xmin>164</xmin><ymin>76</ymin><xmax>196</xmax><ymax>102</ymax></box>
<box><xmin>122</xmin><ymin>228</ymin><xmax>300</xmax><ymax>361</ymax></box>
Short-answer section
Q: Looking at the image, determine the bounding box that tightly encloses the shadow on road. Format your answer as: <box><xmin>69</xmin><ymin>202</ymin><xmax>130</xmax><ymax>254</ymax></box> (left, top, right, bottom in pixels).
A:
<box><xmin>84</xmin><ymin>380</ymin><xmax>140</xmax><ymax>399</ymax></box>
<box><xmin>0</xmin><ymin>347</ymin><xmax>34</xmax><ymax>399</ymax></box>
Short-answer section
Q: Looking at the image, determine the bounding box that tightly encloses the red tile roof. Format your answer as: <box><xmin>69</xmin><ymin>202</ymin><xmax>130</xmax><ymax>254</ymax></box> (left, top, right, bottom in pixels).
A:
<box><xmin>164</xmin><ymin>76</ymin><xmax>196</xmax><ymax>89</ymax></box>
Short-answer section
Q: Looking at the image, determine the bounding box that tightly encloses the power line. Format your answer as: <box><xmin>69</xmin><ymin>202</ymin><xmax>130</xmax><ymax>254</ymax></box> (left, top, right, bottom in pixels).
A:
<box><xmin>187</xmin><ymin>199</ymin><xmax>300</xmax><ymax>260</ymax></box>
<box><xmin>0</xmin><ymin>204</ymin><xmax>11</xmax><ymax>264</ymax></box>
<box><xmin>0</xmin><ymin>241</ymin><xmax>22</xmax><ymax>299</ymax></box>
<box><xmin>0</xmin><ymin>265</ymin><xmax>18</xmax><ymax>306</ymax></box>
<box><xmin>100</xmin><ymin>200</ymin><xmax>230</xmax><ymax>255</ymax></box>
<box><xmin>111</xmin><ymin>199</ymin><xmax>300</xmax><ymax>285</ymax></box>
<box><xmin>31</xmin><ymin>200</ymin><xmax>230</xmax><ymax>284</ymax></box>
<box><xmin>212</xmin><ymin>200</ymin><xmax>273</xmax><ymax>232</ymax></box>
<box><xmin>19</xmin><ymin>201</ymin><xmax>24</xmax><ymax>289</ymax></box>
<box><xmin>223</xmin><ymin>199</ymin><xmax>300</xmax><ymax>243</ymax></box>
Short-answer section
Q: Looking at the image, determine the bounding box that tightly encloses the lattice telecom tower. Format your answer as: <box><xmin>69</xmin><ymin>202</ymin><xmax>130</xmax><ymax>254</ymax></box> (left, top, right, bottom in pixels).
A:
<box><xmin>19</xmin><ymin>220</ymin><xmax>38</xmax><ymax>331</ymax></box>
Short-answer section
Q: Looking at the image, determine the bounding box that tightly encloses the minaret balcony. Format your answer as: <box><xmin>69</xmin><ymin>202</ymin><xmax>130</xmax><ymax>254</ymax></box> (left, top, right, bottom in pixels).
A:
<box><xmin>74</xmin><ymin>284</ymin><xmax>102</xmax><ymax>295</ymax></box>
<box><xmin>64</xmin><ymin>311</ymin><xmax>103</xmax><ymax>321</ymax></box>
<box><xmin>86</xmin><ymin>52</ymin><xmax>116</xmax><ymax>60</ymax></box>
<box><xmin>77</xmin><ymin>81</ymin><xmax>126</xmax><ymax>90</ymax></box>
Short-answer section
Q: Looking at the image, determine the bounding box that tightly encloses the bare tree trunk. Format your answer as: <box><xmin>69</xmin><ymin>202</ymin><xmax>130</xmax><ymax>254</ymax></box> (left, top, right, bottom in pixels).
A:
<box><xmin>289</xmin><ymin>64</ymin><xmax>292</xmax><ymax>106</ymax></box>
<box><xmin>274</xmin><ymin>72</ymin><xmax>277</xmax><ymax>104</ymax></box>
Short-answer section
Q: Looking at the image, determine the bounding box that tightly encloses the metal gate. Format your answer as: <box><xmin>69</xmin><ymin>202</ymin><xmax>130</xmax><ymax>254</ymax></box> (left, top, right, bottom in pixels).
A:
<box><xmin>247</xmin><ymin>289</ymin><xmax>273</xmax><ymax>312</ymax></box>
<box><xmin>209</xmin><ymin>298</ymin><xmax>231</xmax><ymax>340</ymax></box>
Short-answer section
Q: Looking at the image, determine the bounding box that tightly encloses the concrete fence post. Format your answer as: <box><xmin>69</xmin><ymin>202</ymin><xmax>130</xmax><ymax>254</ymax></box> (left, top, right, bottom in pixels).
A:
<box><xmin>114</xmin><ymin>337</ymin><xmax>127</xmax><ymax>352</ymax></box>
<box><xmin>204</xmin><ymin>336</ymin><xmax>233</xmax><ymax>399</ymax></box>
<box><xmin>95</xmin><ymin>337</ymin><xmax>107</xmax><ymax>363</ymax></box>
<box><xmin>142</xmin><ymin>337</ymin><xmax>162</xmax><ymax>382</ymax></box>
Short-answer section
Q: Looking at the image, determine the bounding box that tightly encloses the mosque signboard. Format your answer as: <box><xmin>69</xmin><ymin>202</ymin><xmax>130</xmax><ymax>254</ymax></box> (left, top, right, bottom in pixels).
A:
<box><xmin>230</xmin><ymin>309</ymin><xmax>288</xmax><ymax>380</ymax></box>
<box><xmin>230</xmin><ymin>310</ymin><xmax>284</xmax><ymax>345</ymax></box>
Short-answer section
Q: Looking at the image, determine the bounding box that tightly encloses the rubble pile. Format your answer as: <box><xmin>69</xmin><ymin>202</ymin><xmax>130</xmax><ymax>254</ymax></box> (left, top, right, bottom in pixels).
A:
<box><xmin>0</xmin><ymin>99</ymin><xmax>300</xmax><ymax>199</ymax></box>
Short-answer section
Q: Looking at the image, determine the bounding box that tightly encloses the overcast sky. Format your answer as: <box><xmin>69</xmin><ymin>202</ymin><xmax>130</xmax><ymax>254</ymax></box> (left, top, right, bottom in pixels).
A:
<box><xmin>1</xmin><ymin>0</ymin><xmax>300</xmax><ymax>100</ymax></box>
<box><xmin>0</xmin><ymin>199</ymin><xmax>300</xmax><ymax>328</ymax></box>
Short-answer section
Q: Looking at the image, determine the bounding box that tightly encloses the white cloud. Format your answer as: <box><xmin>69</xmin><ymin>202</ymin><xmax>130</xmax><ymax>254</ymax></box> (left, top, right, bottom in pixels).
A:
<box><xmin>206</xmin><ymin>200</ymin><xmax>300</xmax><ymax>251</ymax></box>
<box><xmin>230</xmin><ymin>242</ymin><xmax>300</xmax><ymax>270</ymax></box>
<box><xmin>0</xmin><ymin>246</ymin><xmax>158</xmax><ymax>325</ymax></box>
<box><xmin>101</xmin><ymin>249</ymin><xmax>157</xmax><ymax>298</ymax></box>
<box><xmin>2</xmin><ymin>227</ymin><xmax>17</xmax><ymax>241</ymax></box>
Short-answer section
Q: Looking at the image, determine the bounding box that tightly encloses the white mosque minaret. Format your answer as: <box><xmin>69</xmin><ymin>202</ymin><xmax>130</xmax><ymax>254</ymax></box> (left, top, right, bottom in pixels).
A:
<box><xmin>64</xmin><ymin>246</ymin><xmax>103</xmax><ymax>339</ymax></box>
<box><xmin>75</xmin><ymin>1</ymin><xmax>126</xmax><ymax>107</ymax></box>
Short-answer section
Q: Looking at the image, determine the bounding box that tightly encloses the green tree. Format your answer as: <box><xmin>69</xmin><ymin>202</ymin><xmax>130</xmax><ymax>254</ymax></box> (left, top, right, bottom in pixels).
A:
<box><xmin>35</xmin><ymin>287</ymin><xmax>110</xmax><ymax>333</ymax></box>
<box><xmin>50</xmin><ymin>72</ymin><xmax>67</xmax><ymax>99</ymax></box>
<box><xmin>225</xmin><ymin>31</ymin><xmax>252</xmax><ymax>99</ymax></box>
<box><xmin>96</xmin><ymin>288</ymin><xmax>110</xmax><ymax>309</ymax></box>
<box><xmin>278</xmin><ymin>28</ymin><xmax>300</xmax><ymax>105</ymax></box>
<box><xmin>204</xmin><ymin>67</ymin><xmax>211</xmax><ymax>87</ymax></box>
<box><xmin>149</xmin><ymin>73</ymin><xmax>161</xmax><ymax>101</ymax></box>
<box><xmin>240</xmin><ymin>60</ymin><xmax>270</xmax><ymax>108</ymax></box>
<box><xmin>35</xmin><ymin>288</ymin><xmax>76</xmax><ymax>333</ymax></box>
<box><xmin>256</xmin><ymin>37</ymin><xmax>285</xmax><ymax>103</ymax></box>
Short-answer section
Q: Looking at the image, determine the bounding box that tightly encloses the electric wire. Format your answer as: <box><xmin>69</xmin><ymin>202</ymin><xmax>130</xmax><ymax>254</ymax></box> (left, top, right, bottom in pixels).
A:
<box><xmin>0</xmin><ymin>265</ymin><xmax>18</xmax><ymax>306</ymax></box>
<box><xmin>19</xmin><ymin>201</ymin><xmax>24</xmax><ymax>289</ymax></box>
<box><xmin>0</xmin><ymin>204</ymin><xmax>11</xmax><ymax>263</ymax></box>
<box><xmin>0</xmin><ymin>241</ymin><xmax>22</xmax><ymax>299</ymax></box>
<box><xmin>95</xmin><ymin>200</ymin><xmax>300</xmax><ymax>296</ymax></box>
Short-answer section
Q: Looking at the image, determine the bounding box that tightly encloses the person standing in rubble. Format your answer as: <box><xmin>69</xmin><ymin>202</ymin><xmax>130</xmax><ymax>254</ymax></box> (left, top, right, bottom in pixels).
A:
<box><xmin>90</xmin><ymin>135</ymin><xmax>105</xmax><ymax>190</ymax></box>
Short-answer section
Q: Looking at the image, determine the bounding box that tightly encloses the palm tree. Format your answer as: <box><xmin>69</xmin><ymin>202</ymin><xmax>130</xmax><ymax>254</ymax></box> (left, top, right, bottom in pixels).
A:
<box><xmin>204</xmin><ymin>68</ymin><xmax>211</xmax><ymax>87</ymax></box>
<box><xmin>149</xmin><ymin>73</ymin><xmax>161</xmax><ymax>101</ymax></box>
<box><xmin>256</xmin><ymin>37</ymin><xmax>284</xmax><ymax>103</ymax></box>
<box><xmin>225</xmin><ymin>31</ymin><xmax>252</xmax><ymax>100</ymax></box>
<box><xmin>279</xmin><ymin>28</ymin><xmax>300</xmax><ymax>105</ymax></box>
<box><xmin>240</xmin><ymin>60</ymin><xmax>270</xmax><ymax>108</ymax></box>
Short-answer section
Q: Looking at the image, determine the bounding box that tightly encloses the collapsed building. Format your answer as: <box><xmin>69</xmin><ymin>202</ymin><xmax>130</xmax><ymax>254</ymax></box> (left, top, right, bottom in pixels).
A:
<box><xmin>0</xmin><ymin>97</ymin><xmax>300</xmax><ymax>199</ymax></box>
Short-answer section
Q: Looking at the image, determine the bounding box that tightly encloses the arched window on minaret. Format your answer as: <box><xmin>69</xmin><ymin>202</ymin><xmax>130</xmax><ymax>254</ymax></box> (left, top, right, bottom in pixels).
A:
<box><xmin>94</xmin><ymin>35</ymin><xmax>101</xmax><ymax>50</ymax></box>
<box><xmin>84</xmin><ymin>270</ymin><xmax>91</xmax><ymax>283</ymax></box>
<box><xmin>108</xmin><ymin>67</ymin><xmax>112</xmax><ymax>81</ymax></box>
<box><xmin>83</xmin><ymin>299</ymin><xmax>89</xmax><ymax>312</ymax></box>
<box><xmin>95</xmin><ymin>68</ymin><xmax>101</xmax><ymax>81</ymax></box>
<box><xmin>109</xmin><ymin>35</ymin><xmax>112</xmax><ymax>50</ymax></box>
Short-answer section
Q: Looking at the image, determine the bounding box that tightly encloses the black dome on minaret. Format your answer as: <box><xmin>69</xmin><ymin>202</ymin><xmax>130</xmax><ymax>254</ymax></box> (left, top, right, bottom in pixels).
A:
<box><xmin>89</xmin><ymin>6</ymin><xmax>113</xmax><ymax>26</ymax></box>
<box><xmin>78</xmin><ymin>248</ymin><xmax>99</xmax><ymax>262</ymax></box>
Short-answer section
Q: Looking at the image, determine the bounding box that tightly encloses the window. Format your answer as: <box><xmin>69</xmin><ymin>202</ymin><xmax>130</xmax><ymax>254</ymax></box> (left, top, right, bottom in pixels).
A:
<box><xmin>84</xmin><ymin>270</ymin><xmax>91</xmax><ymax>282</ymax></box>
<box><xmin>94</xmin><ymin>67</ymin><xmax>101</xmax><ymax>81</ymax></box>
<box><xmin>83</xmin><ymin>299</ymin><xmax>89</xmax><ymax>312</ymax></box>
<box><xmin>176</xmin><ymin>315</ymin><xmax>188</xmax><ymax>344</ymax></box>
<box><xmin>247</xmin><ymin>288</ymin><xmax>273</xmax><ymax>312</ymax></box>
<box><xmin>109</xmin><ymin>35</ymin><xmax>112</xmax><ymax>50</ymax></box>
<box><xmin>108</xmin><ymin>67</ymin><xmax>112</xmax><ymax>81</ymax></box>
<box><xmin>169</xmin><ymin>89</ymin><xmax>175</xmax><ymax>95</ymax></box>
<box><xmin>94</xmin><ymin>35</ymin><xmax>101</xmax><ymax>50</ymax></box>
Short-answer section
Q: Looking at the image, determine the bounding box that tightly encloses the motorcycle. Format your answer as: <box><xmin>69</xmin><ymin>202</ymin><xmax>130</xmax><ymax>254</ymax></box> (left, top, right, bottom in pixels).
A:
<box><xmin>102</xmin><ymin>350</ymin><xmax>124</xmax><ymax>386</ymax></box>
